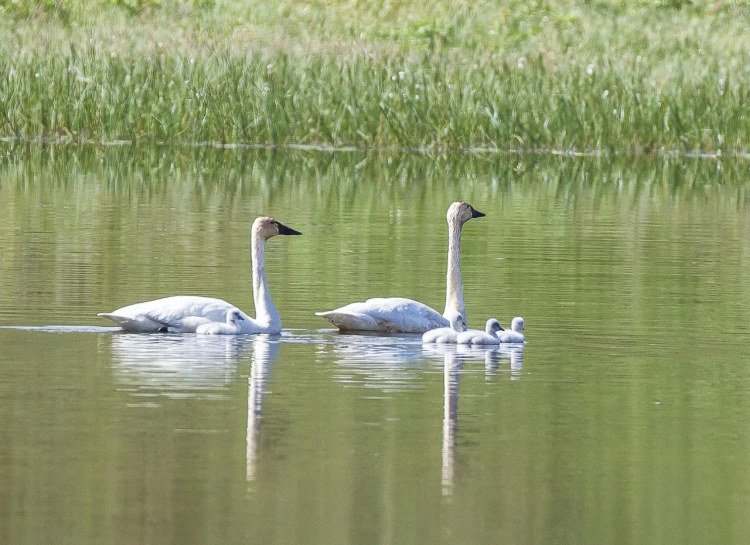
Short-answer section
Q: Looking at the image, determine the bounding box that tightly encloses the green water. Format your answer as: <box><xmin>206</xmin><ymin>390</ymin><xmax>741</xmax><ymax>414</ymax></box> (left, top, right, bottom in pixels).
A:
<box><xmin>1</xmin><ymin>146</ymin><xmax>750</xmax><ymax>545</ymax></box>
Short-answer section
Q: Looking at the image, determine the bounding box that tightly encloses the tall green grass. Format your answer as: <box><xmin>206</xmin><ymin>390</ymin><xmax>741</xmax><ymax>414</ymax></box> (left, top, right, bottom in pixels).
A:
<box><xmin>1</xmin><ymin>0</ymin><xmax>749</xmax><ymax>153</ymax></box>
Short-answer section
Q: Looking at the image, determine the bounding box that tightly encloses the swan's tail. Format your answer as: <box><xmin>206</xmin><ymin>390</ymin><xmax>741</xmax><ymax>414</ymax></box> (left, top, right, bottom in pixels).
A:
<box><xmin>97</xmin><ymin>312</ymin><xmax>165</xmax><ymax>332</ymax></box>
<box><xmin>315</xmin><ymin>311</ymin><xmax>381</xmax><ymax>331</ymax></box>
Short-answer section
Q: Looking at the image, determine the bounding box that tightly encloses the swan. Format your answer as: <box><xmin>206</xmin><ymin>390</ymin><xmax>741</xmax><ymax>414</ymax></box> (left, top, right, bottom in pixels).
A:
<box><xmin>422</xmin><ymin>312</ymin><xmax>467</xmax><ymax>343</ymax></box>
<box><xmin>498</xmin><ymin>317</ymin><xmax>525</xmax><ymax>343</ymax></box>
<box><xmin>196</xmin><ymin>308</ymin><xmax>245</xmax><ymax>335</ymax></box>
<box><xmin>315</xmin><ymin>201</ymin><xmax>485</xmax><ymax>333</ymax></box>
<box><xmin>97</xmin><ymin>216</ymin><xmax>302</xmax><ymax>333</ymax></box>
<box><xmin>456</xmin><ymin>318</ymin><xmax>503</xmax><ymax>345</ymax></box>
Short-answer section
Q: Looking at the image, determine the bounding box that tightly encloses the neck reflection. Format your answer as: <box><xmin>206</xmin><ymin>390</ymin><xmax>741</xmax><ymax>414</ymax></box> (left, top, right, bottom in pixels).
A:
<box><xmin>435</xmin><ymin>344</ymin><xmax>525</xmax><ymax>497</ymax></box>
<box><xmin>247</xmin><ymin>335</ymin><xmax>280</xmax><ymax>482</ymax></box>
<box><xmin>442</xmin><ymin>349</ymin><xmax>461</xmax><ymax>496</ymax></box>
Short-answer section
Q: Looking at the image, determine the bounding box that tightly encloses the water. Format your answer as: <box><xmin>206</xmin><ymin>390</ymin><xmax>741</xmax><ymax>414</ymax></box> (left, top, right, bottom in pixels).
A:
<box><xmin>2</xmin><ymin>146</ymin><xmax>750</xmax><ymax>544</ymax></box>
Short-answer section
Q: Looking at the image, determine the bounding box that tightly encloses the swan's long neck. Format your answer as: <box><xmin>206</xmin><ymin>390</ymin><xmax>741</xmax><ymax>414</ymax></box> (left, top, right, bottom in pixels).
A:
<box><xmin>443</xmin><ymin>221</ymin><xmax>466</xmax><ymax>322</ymax></box>
<box><xmin>252</xmin><ymin>232</ymin><xmax>281</xmax><ymax>330</ymax></box>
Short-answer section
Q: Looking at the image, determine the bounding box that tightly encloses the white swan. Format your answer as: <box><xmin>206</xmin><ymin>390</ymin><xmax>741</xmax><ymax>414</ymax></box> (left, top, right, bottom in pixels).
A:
<box><xmin>97</xmin><ymin>216</ymin><xmax>301</xmax><ymax>333</ymax></box>
<box><xmin>422</xmin><ymin>312</ymin><xmax>467</xmax><ymax>343</ymax></box>
<box><xmin>196</xmin><ymin>308</ymin><xmax>245</xmax><ymax>335</ymax></box>
<box><xmin>498</xmin><ymin>317</ymin><xmax>525</xmax><ymax>343</ymax></box>
<box><xmin>315</xmin><ymin>201</ymin><xmax>485</xmax><ymax>333</ymax></box>
<box><xmin>456</xmin><ymin>318</ymin><xmax>503</xmax><ymax>345</ymax></box>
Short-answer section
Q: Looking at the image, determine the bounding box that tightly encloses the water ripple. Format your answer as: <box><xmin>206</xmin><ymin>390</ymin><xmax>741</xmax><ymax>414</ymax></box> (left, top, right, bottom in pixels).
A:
<box><xmin>108</xmin><ymin>333</ymin><xmax>256</xmax><ymax>399</ymax></box>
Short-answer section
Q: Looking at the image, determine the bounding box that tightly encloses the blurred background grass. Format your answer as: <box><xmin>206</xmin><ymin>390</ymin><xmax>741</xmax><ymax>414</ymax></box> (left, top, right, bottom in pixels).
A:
<box><xmin>1</xmin><ymin>0</ymin><xmax>748</xmax><ymax>152</ymax></box>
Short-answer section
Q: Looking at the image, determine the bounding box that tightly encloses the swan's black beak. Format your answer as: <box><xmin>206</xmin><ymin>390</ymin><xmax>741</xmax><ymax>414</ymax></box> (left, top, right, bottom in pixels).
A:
<box><xmin>238</xmin><ymin>315</ymin><xmax>245</xmax><ymax>321</ymax></box>
<box><xmin>277</xmin><ymin>222</ymin><xmax>302</xmax><ymax>236</ymax></box>
<box><xmin>471</xmin><ymin>207</ymin><xmax>486</xmax><ymax>218</ymax></box>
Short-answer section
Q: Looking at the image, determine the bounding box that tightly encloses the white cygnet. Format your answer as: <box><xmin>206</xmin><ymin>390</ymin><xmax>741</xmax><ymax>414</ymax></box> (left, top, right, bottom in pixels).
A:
<box><xmin>456</xmin><ymin>318</ymin><xmax>503</xmax><ymax>345</ymax></box>
<box><xmin>422</xmin><ymin>312</ymin><xmax>467</xmax><ymax>343</ymax></box>
<box><xmin>196</xmin><ymin>308</ymin><xmax>245</xmax><ymax>335</ymax></box>
<box><xmin>498</xmin><ymin>317</ymin><xmax>524</xmax><ymax>343</ymax></box>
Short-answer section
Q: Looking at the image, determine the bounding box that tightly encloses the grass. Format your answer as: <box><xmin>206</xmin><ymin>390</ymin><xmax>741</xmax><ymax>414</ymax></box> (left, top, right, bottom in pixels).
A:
<box><xmin>1</xmin><ymin>0</ymin><xmax>749</xmax><ymax>153</ymax></box>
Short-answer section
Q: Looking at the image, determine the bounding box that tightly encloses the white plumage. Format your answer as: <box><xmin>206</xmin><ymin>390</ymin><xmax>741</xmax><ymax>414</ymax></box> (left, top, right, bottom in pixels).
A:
<box><xmin>97</xmin><ymin>216</ymin><xmax>301</xmax><ymax>333</ymax></box>
<box><xmin>456</xmin><ymin>318</ymin><xmax>503</xmax><ymax>345</ymax></box>
<box><xmin>316</xmin><ymin>201</ymin><xmax>485</xmax><ymax>333</ymax></box>
<box><xmin>497</xmin><ymin>317</ymin><xmax>525</xmax><ymax>343</ymax></box>
<box><xmin>422</xmin><ymin>312</ymin><xmax>467</xmax><ymax>343</ymax></box>
<box><xmin>196</xmin><ymin>308</ymin><xmax>245</xmax><ymax>335</ymax></box>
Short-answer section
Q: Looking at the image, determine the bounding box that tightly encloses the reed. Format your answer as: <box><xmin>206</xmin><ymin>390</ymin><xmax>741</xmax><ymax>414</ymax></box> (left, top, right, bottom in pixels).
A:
<box><xmin>1</xmin><ymin>0</ymin><xmax>748</xmax><ymax>153</ymax></box>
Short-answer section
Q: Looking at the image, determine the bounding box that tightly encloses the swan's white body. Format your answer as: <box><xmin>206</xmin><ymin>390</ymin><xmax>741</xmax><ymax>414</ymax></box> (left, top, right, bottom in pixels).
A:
<box><xmin>497</xmin><ymin>317</ymin><xmax>525</xmax><ymax>343</ymax></box>
<box><xmin>422</xmin><ymin>312</ymin><xmax>467</xmax><ymax>343</ymax></box>
<box><xmin>456</xmin><ymin>318</ymin><xmax>503</xmax><ymax>345</ymax></box>
<box><xmin>98</xmin><ymin>217</ymin><xmax>301</xmax><ymax>334</ymax></box>
<box><xmin>316</xmin><ymin>202</ymin><xmax>485</xmax><ymax>333</ymax></box>
<box><xmin>319</xmin><ymin>297</ymin><xmax>448</xmax><ymax>334</ymax></box>
<box><xmin>196</xmin><ymin>308</ymin><xmax>245</xmax><ymax>335</ymax></box>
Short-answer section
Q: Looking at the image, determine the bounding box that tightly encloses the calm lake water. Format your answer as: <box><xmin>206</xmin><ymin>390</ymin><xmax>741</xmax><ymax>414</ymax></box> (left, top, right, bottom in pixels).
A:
<box><xmin>1</xmin><ymin>146</ymin><xmax>750</xmax><ymax>545</ymax></box>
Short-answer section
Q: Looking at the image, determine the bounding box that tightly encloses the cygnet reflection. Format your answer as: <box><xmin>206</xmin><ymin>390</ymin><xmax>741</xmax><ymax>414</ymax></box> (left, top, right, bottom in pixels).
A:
<box><xmin>325</xmin><ymin>334</ymin><xmax>426</xmax><ymax>391</ymax></box>
<box><xmin>107</xmin><ymin>330</ymin><xmax>283</xmax><ymax>484</ymax></box>
<box><xmin>422</xmin><ymin>343</ymin><xmax>526</xmax><ymax>496</ymax></box>
<box><xmin>454</xmin><ymin>344</ymin><xmax>524</xmax><ymax>380</ymax></box>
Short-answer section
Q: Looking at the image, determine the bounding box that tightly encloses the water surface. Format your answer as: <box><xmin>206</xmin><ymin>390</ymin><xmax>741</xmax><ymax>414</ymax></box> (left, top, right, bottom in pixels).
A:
<box><xmin>1</xmin><ymin>147</ymin><xmax>750</xmax><ymax>545</ymax></box>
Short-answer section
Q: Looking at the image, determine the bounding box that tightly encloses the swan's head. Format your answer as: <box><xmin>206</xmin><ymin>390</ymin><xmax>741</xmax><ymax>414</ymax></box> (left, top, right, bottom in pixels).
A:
<box><xmin>447</xmin><ymin>201</ymin><xmax>485</xmax><ymax>226</ymax></box>
<box><xmin>511</xmin><ymin>317</ymin><xmax>524</xmax><ymax>332</ymax></box>
<box><xmin>447</xmin><ymin>312</ymin><xmax>467</xmax><ymax>332</ymax></box>
<box><xmin>485</xmin><ymin>318</ymin><xmax>503</xmax><ymax>335</ymax></box>
<box><xmin>227</xmin><ymin>308</ymin><xmax>245</xmax><ymax>324</ymax></box>
<box><xmin>253</xmin><ymin>216</ymin><xmax>303</xmax><ymax>240</ymax></box>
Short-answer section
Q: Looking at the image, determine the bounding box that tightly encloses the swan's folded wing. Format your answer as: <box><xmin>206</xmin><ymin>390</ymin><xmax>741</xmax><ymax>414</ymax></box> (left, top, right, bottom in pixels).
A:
<box><xmin>99</xmin><ymin>296</ymin><xmax>239</xmax><ymax>332</ymax></box>
<box><xmin>316</xmin><ymin>297</ymin><xmax>447</xmax><ymax>333</ymax></box>
<box><xmin>362</xmin><ymin>298</ymin><xmax>448</xmax><ymax>332</ymax></box>
<box><xmin>140</xmin><ymin>298</ymin><xmax>234</xmax><ymax>332</ymax></box>
<box><xmin>96</xmin><ymin>313</ymin><xmax>166</xmax><ymax>332</ymax></box>
<box><xmin>314</xmin><ymin>310</ymin><xmax>381</xmax><ymax>331</ymax></box>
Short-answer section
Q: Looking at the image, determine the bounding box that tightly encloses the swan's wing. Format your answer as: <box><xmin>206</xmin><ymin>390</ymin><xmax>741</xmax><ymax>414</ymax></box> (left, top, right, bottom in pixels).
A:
<box><xmin>142</xmin><ymin>298</ymin><xmax>240</xmax><ymax>332</ymax></box>
<box><xmin>96</xmin><ymin>313</ymin><xmax>167</xmax><ymax>333</ymax></box>
<box><xmin>315</xmin><ymin>310</ymin><xmax>381</xmax><ymax>331</ymax></box>
<box><xmin>317</xmin><ymin>297</ymin><xmax>448</xmax><ymax>333</ymax></box>
<box><xmin>99</xmin><ymin>296</ymin><xmax>241</xmax><ymax>332</ymax></box>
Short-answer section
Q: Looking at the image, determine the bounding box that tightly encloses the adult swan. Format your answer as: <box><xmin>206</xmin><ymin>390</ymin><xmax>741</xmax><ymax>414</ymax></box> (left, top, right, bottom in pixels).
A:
<box><xmin>98</xmin><ymin>217</ymin><xmax>301</xmax><ymax>333</ymax></box>
<box><xmin>315</xmin><ymin>201</ymin><xmax>485</xmax><ymax>333</ymax></box>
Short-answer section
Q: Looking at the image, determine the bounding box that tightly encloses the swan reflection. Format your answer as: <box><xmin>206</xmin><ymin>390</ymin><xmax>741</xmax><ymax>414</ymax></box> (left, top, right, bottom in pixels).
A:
<box><xmin>108</xmin><ymin>333</ymin><xmax>254</xmax><ymax>399</ymax></box>
<box><xmin>423</xmin><ymin>343</ymin><xmax>526</xmax><ymax>496</ymax></box>
<box><xmin>108</xmin><ymin>332</ymin><xmax>280</xmax><ymax>483</ymax></box>
<box><xmin>247</xmin><ymin>336</ymin><xmax>280</xmax><ymax>482</ymax></box>
<box><xmin>442</xmin><ymin>349</ymin><xmax>461</xmax><ymax>497</ymax></box>
<box><xmin>325</xmin><ymin>334</ymin><xmax>426</xmax><ymax>391</ymax></box>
